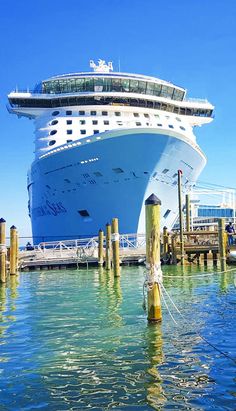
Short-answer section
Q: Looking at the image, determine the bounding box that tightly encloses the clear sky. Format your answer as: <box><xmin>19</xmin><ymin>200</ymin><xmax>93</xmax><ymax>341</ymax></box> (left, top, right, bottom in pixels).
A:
<box><xmin>1</xmin><ymin>0</ymin><xmax>236</xmax><ymax>239</ymax></box>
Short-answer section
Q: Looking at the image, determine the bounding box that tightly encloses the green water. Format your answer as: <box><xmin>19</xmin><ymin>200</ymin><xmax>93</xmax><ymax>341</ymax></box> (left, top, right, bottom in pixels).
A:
<box><xmin>0</xmin><ymin>265</ymin><xmax>236</xmax><ymax>410</ymax></box>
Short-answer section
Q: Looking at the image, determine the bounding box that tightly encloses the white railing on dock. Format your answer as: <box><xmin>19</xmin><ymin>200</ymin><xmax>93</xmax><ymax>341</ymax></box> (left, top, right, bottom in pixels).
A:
<box><xmin>19</xmin><ymin>233</ymin><xmax>146</xmax><ymax>266</ymax></box>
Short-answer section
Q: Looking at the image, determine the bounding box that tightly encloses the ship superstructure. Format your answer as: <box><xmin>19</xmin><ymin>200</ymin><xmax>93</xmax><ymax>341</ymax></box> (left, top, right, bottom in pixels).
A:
<box><xmin>8</xmin><ymin>60</ymin><xmax>214</xmax><ymax>242</ymax></box>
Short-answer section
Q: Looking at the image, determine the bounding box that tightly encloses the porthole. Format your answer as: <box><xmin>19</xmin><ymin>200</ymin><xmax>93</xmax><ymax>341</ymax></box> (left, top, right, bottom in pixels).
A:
<box><xmin>168</xmin><ymin>125</ymin><xmax>174</xmax><ymax>129</ymax></box>
<box><xmin>49</xmin><ymin>140</ymin><xmax>56</xmax><ymax>146</ymax></box>
<box><xmin>78</xmin><ymin>209</ymin><xmax>90</xmax><ymax>217</ymax></box>
<box><xmin>52</xmin><ymin>111</ymin><xmax>59</xmax><ymax>116</ymax></box>
<box><xmin>66</xmin><ymin>110</ymin><xmax>72</xmax><ymax>115</ymax></box>
<box><xmin>67</xmin><ymin>139</ymin><xmax>72</xmax><ymax>143</ymax></box>
<box><xmin>180</xmin><ymin>126</ymin><xmax>186</xmax><ymax>131</ymax></box>
<box><xmin>102</xmin><ymin>111</ymin><xmax>108</xmax><ymax>116</ymax></box>
<box><xmin>51</xmin><ymin>120</ymin><xmax>58</xmax><ymax>125</ymax></box>
<box><xmin>79</xmin><ymin>110</ymin><xmax>85</xmax><ymax>115</ymax></box>
<box><xmin>176</xmin><ymin>117</ymin><xmax>181</xmax><ymax>122</ymax></box>
<box><xmin>157</xmin><ymin>123</ymin><xmax>163</xmax><ymax>126</ymax></box>
<box><xmin>50</xmin><ymin>130</ymin><xmax>57</xmax><ymax>136</ymax></box>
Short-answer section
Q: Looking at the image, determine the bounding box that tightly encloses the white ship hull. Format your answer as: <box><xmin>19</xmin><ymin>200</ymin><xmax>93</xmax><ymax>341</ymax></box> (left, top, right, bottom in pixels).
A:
<box><xmin>28</xmin><ymin>128</ymin><xmax>206</xmax><ymax>242</ymax></box>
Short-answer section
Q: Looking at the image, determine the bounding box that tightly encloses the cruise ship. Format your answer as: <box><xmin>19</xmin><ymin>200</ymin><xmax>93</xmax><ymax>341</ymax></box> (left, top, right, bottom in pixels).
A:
<box><xmin>8</xmin><ymin>60</ymin><xmax>214</xmax><ymax>242</ymax></box>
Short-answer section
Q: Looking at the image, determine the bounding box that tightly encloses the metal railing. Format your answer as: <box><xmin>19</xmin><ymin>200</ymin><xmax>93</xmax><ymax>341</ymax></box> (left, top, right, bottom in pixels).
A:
<box><xmin>19</xmin><ymin>233</ymin><xmax>146</xmax><ymax>265</ymax></box>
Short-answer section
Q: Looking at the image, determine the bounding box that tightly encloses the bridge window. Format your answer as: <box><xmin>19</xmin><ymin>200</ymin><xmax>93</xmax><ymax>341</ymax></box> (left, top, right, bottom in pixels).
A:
<box><xmin>67</xmin><ymin>120</ymin><xmax>72</xmax><ymax>125</ymax></box>
<box><xmin>91</xmin><ymin>111</ymin><xmax>96</xmax><ymax>116</ymax></box>
<box><xmin>67</xmin><ymin>130</ymin><xmax>72</xmax><ymax>134</ymax></box>
<box><xmin>133</xmin><ymin>113</ymin><xmax>139</xmax><ymax>117</ymax></box>
<box><xmin>66</xmin><ymin>110</ymin><xmax>72</xmax><ymax>115</ymax></box>
<box><xmin>80</xmin><ymin>120</ymin><xmax>86</xmax><ymax>125</ymax></box>
<box><xmin>102</xmin><ymin>111</ymin><xmax>108</xmax><ymax>116</ymax></box>
<box><xmin>92</xmin><ymin>120</ymin><xmax>98</xmax><ymax>125</ymax></box>
<box><xmin>104</xmin><ymin>120</ymin><xmax>109</xmax><ymax>125</ymax></box>
<box><xmin>80</xmin><ymin>130</ymin><xmax>86</xmax><ymax>134</ymax></box>
<box><xmin>79</xmin><ymin>110</ymin><xmax>85</xmax><ymax>115</ymax></box>
<box><xmin>93</xmin><ymin>130</ymin><xmax>99</xmax><ymax>134</ymax></box>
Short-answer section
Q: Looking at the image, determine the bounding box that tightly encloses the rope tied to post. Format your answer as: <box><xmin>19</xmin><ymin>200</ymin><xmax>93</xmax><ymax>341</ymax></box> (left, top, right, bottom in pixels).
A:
<box><xmin>111</xmin><ymin>233</ymin><xmax>119</xmax><ymax>242</ymax></box>
<box><xmin>145</xmin><ymin>262</ymin><xmax>163</xmax><ymax>287</ymax></box>
<box><xmin>143</xmin><ymin>261</ymin><xmax>163</xmax><ymax>311</ymax></box>
<box><xmin>0</xmin><ymin>244</ymin><xmax>7</xmax><ymax>254</ymax></box>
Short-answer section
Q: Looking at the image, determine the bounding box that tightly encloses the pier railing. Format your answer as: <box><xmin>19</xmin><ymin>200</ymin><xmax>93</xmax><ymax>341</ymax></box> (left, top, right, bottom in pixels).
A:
<box><xmin>19</xmin><ymin>233</ymin><xmax>146</xmax><ymax>267</ymax></box>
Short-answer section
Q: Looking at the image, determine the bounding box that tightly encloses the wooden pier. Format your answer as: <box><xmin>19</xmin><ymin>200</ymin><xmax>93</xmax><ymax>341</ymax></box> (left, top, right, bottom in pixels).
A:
<box><xmin>16</xmin><ymin>227</ymin><xmax>234</xmax><ymax>271</ymax></box>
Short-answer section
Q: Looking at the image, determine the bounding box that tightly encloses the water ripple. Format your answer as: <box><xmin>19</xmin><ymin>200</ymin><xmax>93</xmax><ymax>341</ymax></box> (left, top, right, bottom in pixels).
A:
<box><xmin>0</xmin><ymin>266</ymin><xmax>235</xmax><ymax>410</ymax></box>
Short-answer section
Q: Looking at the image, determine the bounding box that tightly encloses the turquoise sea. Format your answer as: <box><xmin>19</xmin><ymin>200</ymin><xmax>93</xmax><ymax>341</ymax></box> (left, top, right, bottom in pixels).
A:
<box><xmin>0</xmin><ymin>265</ymin><xmax>236</xmax><ymax>410</ymax></box>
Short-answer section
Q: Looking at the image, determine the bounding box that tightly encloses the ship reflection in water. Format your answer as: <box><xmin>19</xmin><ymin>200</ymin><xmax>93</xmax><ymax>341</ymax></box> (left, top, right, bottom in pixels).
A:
<box><xmin>0</xmin><ymin>266</ymin><xmax>236</xmax><ymax>409</ymax></box>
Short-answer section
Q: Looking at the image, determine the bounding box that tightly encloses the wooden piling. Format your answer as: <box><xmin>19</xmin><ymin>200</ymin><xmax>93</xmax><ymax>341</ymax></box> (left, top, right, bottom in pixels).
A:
<box><xmin>212</xmin><ymin>251</ymin><xmax>217</xmax><ymax>267</ymax></box>
<box><xmin>203</xmin><ymin>252</ymin><xmax>208</xmax><ymax>266</ymax></box>
<box><xmin>171</xmin><ymin>234</ymin><xmax>177</xmax><ymax>265</ymax></box>
<box><xmin>98</xmin><ymin>229</ymin><xmax>104</xmax><ymax>267</ymax></box>
<box><xmin>145</xmin><ymin>194</ymin><xmax>162</xmax><ymax>322</ymax></box>
<box><xmin>185</xmin><ymin>194</ymin><xmax>191</xmax><ymax>232</ymax></box>
<box><xmin>0</xmin><ymin>218</ymin><xmax>6</xmax><ymax>283</ymax></box>
<box><xmin>105</xmin><ymin>223</ymin><xmax>111</xmax><ymax>271</ymax></box>
<box><xmin>163</xmin><ymin>226</ymin><xmax>168</xmax><ymax>255</ymax></box>
<box><xmin>15</xmin><ymin>231</ymin><xmax>19</xmax><ymax>273</ymax></box>
<box><xmin>10</xmin><ymin>225</ymin><xmax>17</xmax><ymax>275</ymax></box>
<box><xmin>218</xmin><ymin>218</ymin><xmax>226</xmax><ymax>271</ymax></box>
<box><xmin>111</xmin><ymin>218</ymin><xmax>120</xmax><ymax>277</ymax></box>
<box><xmin>178</xmin><ymin>170</ymin><xmax>184</xmax><ymax>265</ymax></box>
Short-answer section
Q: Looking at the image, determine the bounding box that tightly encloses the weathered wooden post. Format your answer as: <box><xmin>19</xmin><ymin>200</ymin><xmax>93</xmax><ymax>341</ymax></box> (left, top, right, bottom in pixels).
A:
<box><xmin>0</xmin><ymin>218</ymin><xmax>6</xmax><ymax>283</ymax></box>
<box><xmin>185</xmin><ymin>194</ymin><xmax>191</xmax><ymax>232</ymax></box>
<box><xmin>105</xmin><ymin>223</ymin><xmax>111</xmax><ymax>271</ymax></box>
<box><xmin>218</xmin><ymin>218</ymin><xmax>226</xmax><ymax>271</ymax></box>
<box><xmin>98</xmin><ymin>229</ymin><xmax>104</xmax><ymax>267</ymax></box>
<box><xmin>15</xmin><ymin>231</ymin><xmax>19</xmax><ymax>273</ymax></box>
<box><xmin>171</xmin><ymin>234</ymin><xmax>177</xmax><ymax>265</ymax></box>
<box><xmin>178</xmin><ymin>170</ymin><xmax>185</xmax><ymax>265</ymax></box>
<box><xmin>163</xmin><ymin>226</ymin><xmax>169</xmax><ymax>256</ymax></box>
<box><xmin>111</xmin><ymin>218</ymin><xmax>120</xmax><ymax>277</ymax></box>
<box><xmin>10</xmin><ymin>225</ymin><xmax>17</xmax><ymax>275</ymax></box>
<box><xmin>145</xmin><ymin>194</ymin><xmax>162</xmax><ymax>322</ymax></box>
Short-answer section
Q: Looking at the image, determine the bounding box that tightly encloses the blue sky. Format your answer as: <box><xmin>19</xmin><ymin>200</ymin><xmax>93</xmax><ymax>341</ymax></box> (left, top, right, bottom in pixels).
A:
<box><xmin>1</xmin><ymin>0</ymin><xmax>236</xmax><ymax>239</ymax></box>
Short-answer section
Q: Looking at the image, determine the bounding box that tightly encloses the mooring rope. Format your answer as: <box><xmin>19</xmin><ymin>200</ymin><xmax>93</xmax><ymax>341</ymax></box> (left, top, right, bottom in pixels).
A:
<box><xmin>159</xmin><ymin>277</ymin><xmax>236</xmax><ymax>366</ymax></box>
<box><xmin>163</xmin><ymin>266</ymin><xmax>236</xmax><ymax>279</ymax></box>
